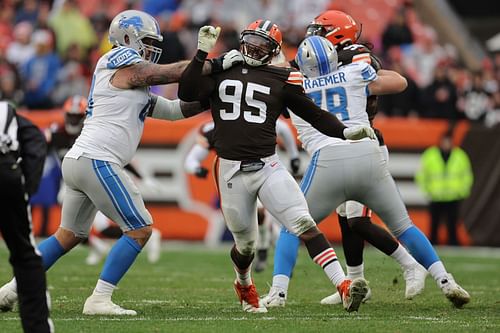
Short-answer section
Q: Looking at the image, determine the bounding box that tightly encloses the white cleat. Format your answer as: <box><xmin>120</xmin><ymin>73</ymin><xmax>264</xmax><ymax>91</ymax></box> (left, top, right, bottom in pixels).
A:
<box><xmin>320</xmin><ymin>287</ymin><xmax>371</xmax><ymax>305</ymax></box>
<box><xmin>261</xmin><ymin>286</ymin><xmax>286</xmax><ymax>308</ymax></box>
<box><xmin>404</xmin><ymin>263</ymin><xmax>428</xmax><ymax>300</ymax></box>
<box><xmin>0</xmin><ymin>281</ymin><xmax>18</xmax><ymax>312</ymax></box>
<box><xmin>145</xmin><ymin>229</ymin><xmax>161</xmax><ymax>263</ymax></box>
<box><xmin>439</xmin><ymin>274</ymin><xmax>470</xmax><ymax>308</ymax></box>
<box><xmin>83</xmin><ymin>295</ymin><xmax>137</xmax><ymax>315</ymax></box>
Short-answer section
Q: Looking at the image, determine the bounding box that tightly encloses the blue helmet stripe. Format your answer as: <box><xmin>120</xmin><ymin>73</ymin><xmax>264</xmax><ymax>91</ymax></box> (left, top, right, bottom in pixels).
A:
<box><xmin>309</xmin><ymin>36</ymin><xmax>330</xmax><ymax>76</ymax></box>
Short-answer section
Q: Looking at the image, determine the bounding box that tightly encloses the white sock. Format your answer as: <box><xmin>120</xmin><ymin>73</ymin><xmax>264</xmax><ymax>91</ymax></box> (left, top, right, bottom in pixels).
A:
<box><xmin>346</xmin><ymin>263</ymin><xmax>364</xmax><ymax>279</ymax></box>
<box><xmin>390</xmin><ymin>244</ymin><xmax>418</xmax><ymax>270</ymax></box>
<box><xmin>234</xmin><ymin>267</ymin><xmax>252</xmax><ymax>286</ymax></box>
<box><xmin>428</xmin><ymin>261</ymin><xmax>448</xmax><ymax>283</ymax></box>
<box><xmin>272</xmin><ymin>274</ymin><xmax>290</xmax><ymax>292</ymax></box>
<box><xmin>92</xmin><ymin>279</ymin><xmax>116</xmax><ymax>297</ymax></box>
<box><xmin>324</xmin><ymin>260</ymin><xmax>346</xmax><ymax>287</ymax></box>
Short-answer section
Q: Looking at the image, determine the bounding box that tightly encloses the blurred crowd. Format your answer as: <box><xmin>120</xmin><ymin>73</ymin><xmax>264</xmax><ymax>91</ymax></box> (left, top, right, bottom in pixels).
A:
<box><xmin>0</xmin><ymin>0</ymin><xmax>499</xmax><ymax>126</ymax></box>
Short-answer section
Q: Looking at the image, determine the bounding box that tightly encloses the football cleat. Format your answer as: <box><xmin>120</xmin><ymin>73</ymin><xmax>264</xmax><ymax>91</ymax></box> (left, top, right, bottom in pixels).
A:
<box><xmin>82</xmin><ymin>295</ymin><xmax>137</xmax><ymax>315</ymax></box>
<box><xmin>0</xmin><ymin>281</ymin><xmax>18</xmax><ymax>312</ymax></box>
<box><xmin>439</xmin><ymin>274</ymin><xmax>470</xmax><ymax>308</ymax></box>
<box><xmin>261</xmin><ymin>286</ymin><xmax>287</xmax><ymax>308</ymax></box>
<box><xmin>337</xmin><ymin>277</ymin><xmax>369</xmax><ymax>312</ymax></box>
<box><xmin>321</xmin><ymin>286</ymin><xmax>371</xmax><ymax>305</ymax></box>
<box><xmin>233</xmin><ymin>281</ymin><xmax>267</xmax><ymax>313</ymax></box>
<box><xmin>404</xmin><ymin>263</ymin><xmax>428</xmax><ymax>300</ymax></box>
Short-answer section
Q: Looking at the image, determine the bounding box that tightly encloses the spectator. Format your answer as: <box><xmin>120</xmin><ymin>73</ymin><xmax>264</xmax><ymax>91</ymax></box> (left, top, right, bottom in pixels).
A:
<box><xmin>415</xmin><ymin>130</ymin><xmax>474</xmax><ymax>246</ymax></box>
<box><xmin>14</xmin><ymin>0</ymin><xmax>39</xmax><ymax>25</ymax></box>
<box><xmin>421</xmin><ymin>64</ymin><xmax>459</xmax><ymax>119</ymax></box>
<box><xmin>0</xmin><ymin>71</ymin><xmax>24</xmax><ymax>107</ymax></box>
<box><xmin>21</xmin><ymin>29</ymin><xmax>61</xmax><ymax>109</ymax></box>
<box><xmin>379</xmin><ymin>61</ymin><xmax>421</xmax><ymax>117</ymax></box>
<box><xmin>404</xmin><ymin>26</ymin><xmax>447</xmax><ymax>88</ymax></box>
<box><xmin>52</xmin><ymin>43</ymin><xmax>89</xmax><ymax>105</ymax></box>
<box><xmin>6</xmin><ymin>21</ymin><xmax>35</xmax><ymax>70</ymax></box>
<box><xmin>48</xmin><ymin>0</ymin><xmax>97</xmax><ymax>58</ymax></box>
<box><xmin>458</xmin><ymin>72</ymin><xmax>493</xmax><ymax>123</ymax></box>
<box><xmin>381</xmin><ymin>8</ymin><xmax>414</xmax><ymax>55</ymax></box>
<box><xmin>157</xmin><ymin>11</ymin><xmax>188</xmax><ymax>65</ymax></box>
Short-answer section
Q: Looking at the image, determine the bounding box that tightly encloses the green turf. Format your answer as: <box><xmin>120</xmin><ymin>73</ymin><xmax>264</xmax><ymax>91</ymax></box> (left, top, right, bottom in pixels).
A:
<box><xmin>0</xmin><ymin>243</ymin><xmax>499</xmax><ymax>333</ymax></box>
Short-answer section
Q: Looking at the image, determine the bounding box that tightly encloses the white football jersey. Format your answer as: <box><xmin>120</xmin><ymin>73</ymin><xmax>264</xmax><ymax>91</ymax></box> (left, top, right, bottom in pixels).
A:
<box><xmin>290</xmin><ymin>62</ymin><xmax>377</xmax><ymax>155</ymax></box>
<box><xmin>66</xmin><ymin>46</ymin><xmax>150</xmax><ymax>166</ymax></box>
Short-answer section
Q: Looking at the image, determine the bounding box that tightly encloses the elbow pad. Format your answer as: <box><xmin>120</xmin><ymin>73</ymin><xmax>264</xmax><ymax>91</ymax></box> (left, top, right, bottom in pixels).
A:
<box><xmin>149</xmin><ymin>96</ymin><xmax>184</xmax><ymax>121</ymax></box>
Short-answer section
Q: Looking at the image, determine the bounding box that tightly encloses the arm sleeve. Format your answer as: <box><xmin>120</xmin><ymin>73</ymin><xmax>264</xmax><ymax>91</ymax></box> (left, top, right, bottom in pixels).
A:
<box><xmin>184</xmin><ymin>144</ymin><xmax>210</xmax><ymax>174</ymax></box>
<box><xmin>284</xmin><ymin>84</ymin><xmax>346</xmax><ymax>139</ymax></box>
<box><xmin>17</xmin><ymin>115</ymin><xmax>47</xmax><ymax>196</ymax></box>
<box><xmin>276</xmin><ymin>118</ymin><xmax>299</xmax><ymax>159</ymax></box>
<box><xmin>178</xmin><ymin>50</ymin><xmax>213</xmax><ymax>102</ymax></box>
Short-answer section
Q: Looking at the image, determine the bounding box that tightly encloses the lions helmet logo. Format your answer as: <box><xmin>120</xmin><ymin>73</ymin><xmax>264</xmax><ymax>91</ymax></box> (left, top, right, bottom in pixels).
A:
<box><xmin>118</xmin><ymin>16</ymin><xmax>144</xmax><ymax>30</ymax></box>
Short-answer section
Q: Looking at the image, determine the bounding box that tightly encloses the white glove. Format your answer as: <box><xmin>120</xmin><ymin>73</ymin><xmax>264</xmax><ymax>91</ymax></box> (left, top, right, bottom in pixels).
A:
<box><xmin>222</xmin><ymin>49</ymin><xmax>243</xmax><ymax>70</ymax></box>
<box><xmin>343</xmin><ymin>125</ymin><xmax>376</xmax><ymax>140</ymax></box>
<box><xmin>197</xmin><ymin>25</ymin><xmax>221</xmax><ymax>53</ymax></box>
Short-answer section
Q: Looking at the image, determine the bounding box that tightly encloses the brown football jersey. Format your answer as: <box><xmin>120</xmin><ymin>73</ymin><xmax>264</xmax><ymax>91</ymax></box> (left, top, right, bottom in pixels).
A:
<box><xmin>180</xmin><ymin>57</ymin><xmax>347</xmax><ymax>160</ymax></box>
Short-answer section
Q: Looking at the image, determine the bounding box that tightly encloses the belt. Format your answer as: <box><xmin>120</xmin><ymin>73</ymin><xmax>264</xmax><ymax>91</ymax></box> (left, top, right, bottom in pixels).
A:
<box><xmin>240</xmin><ymin>159</ymin><xmax>265</xmax><ymax>172</ymax></box>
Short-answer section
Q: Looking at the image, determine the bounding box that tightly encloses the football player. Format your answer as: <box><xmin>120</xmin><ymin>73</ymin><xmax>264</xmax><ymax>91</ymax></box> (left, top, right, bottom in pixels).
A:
<box><xmin>184</xmin><ymin>118</ymin><xmax>301</xmax><ymax>272</ymax></box>
<box><xmin>269</xmin><ymin>35</ymin><xmax>470</xmax><ymax>309</ymax></box>
<box><xmin>0</xmin><ymin>10</ymin><xmax>241</xmax><ymax>316</ymax></box>
<box><xmin>266</xmin><ymin>10</ymin><xmax>428</xmax><ymax>307</ymax></box>
<box><xmin>179</xmin><ymin>21</ymin><xmax>376</xmax><ymax>313</ymax></box>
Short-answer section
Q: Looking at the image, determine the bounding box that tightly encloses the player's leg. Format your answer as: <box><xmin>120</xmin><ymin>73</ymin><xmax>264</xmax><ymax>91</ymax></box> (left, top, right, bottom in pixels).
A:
<box><xmin>254</xmin><ymin>203</ymin><xmax>271</xmax><ymax>273</ymax></box>
<box><xmin>259</xmin><ymin>157</ymin><xmax>367</xmax><ymax>312</ymax></box>
<box><xmin>264</xmin><ymin>152</ymin><xmax>321</xmax><ymax>306</ymax></box>
<box><xmin>0</xmin><ymin>157</ymin><xmax>96</xmax><ymax>312</ymax></box>
<box><xmin>320</xmin><ymin>202</ymin><xmax>369</xmax><ymax>305</ymax></box>
<box><xmin>358</xmin><ymin>145</ymin><xmax>469</xmax><ymax>308</ymax></box>
<box><xmin>215</xmin><ymin>158</ymin><xmax>266</xmax><ymax>313</ymax></box>
<box><xmin>0</xmin><ymin>174</ymin><xmax>53</xmax><ymax>332</ymax></box>
<box><xmin>82</xmin><ymin>159</ymin><xmax>154</xmax><ymax>315</ymax></box>
<box><xmin>322</xmin><ymin>200</ymin><xmax>427</xmax><ymax>304</ymax></box>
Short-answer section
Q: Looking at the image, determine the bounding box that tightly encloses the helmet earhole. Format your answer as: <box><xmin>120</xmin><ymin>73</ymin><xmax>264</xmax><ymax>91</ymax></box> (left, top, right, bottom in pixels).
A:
<box><xmin>124</xmin><ymin>35</ymin><xmax>130</xmax><ymax>45</ymax></box>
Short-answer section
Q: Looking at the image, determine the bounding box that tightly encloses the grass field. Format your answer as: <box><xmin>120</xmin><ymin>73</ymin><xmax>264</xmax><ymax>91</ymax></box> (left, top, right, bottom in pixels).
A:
<box><xmin>0</xmin><ymin>242</ymin><xmax>499</xmax><ymax>333</ymax></box>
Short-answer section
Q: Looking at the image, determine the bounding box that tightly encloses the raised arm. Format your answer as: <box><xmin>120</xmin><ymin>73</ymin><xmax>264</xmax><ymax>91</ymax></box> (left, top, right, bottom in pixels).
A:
<box><xmin>111</xmin><ymin>60</ymin><xmax>214</xmax><ymax>89</ymax></box>
<box><xmin>178</xmin><ymin>26</ymin><xmax>222</xmax><ymax>102</ymax></box>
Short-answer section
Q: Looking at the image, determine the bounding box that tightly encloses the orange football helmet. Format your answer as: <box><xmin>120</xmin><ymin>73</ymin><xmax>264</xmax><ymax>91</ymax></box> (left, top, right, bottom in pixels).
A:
<box><xmin>306</xmin><ymin>10</ymin><xmax>361</xmax><ymax>47</ymax></box>
<box><xmin>63</xmin><ymin>95</ymin><xmax>87</xmax><ymax>135</ymax></box>
<box><xmin>240</xmin><ymin>19</ymin><xmax>282</xmax><ymax>66</ymax></box>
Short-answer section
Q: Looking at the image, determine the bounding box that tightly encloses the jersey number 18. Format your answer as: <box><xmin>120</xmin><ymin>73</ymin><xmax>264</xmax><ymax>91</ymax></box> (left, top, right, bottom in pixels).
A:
<box><xmin>307</xmin><ymin>87</ymin><xmax>349</xmax><ymax>121</ymax></box>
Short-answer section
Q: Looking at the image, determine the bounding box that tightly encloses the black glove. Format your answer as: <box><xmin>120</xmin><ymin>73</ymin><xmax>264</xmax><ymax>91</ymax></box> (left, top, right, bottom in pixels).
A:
<box><xmin>194</xmin><ymin>166</ymin><xmax>209</xmax><ymax>178</ymax></box>
<box><xmin>290</xmin><ymin>158</ymin><xmax>301</xmax><ymax>175</ymax></box>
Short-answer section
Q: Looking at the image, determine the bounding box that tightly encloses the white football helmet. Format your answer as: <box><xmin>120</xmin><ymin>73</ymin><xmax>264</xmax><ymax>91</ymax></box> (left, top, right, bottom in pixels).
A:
<box><xmin>295</xmin><ymin>36</ymin><xmax>338</xmax><ymax>78</ymax></box>
<box><xmin>109</xmin><ymin>10</ymin><xmax>163</xmax><ymax>63</ymax></box>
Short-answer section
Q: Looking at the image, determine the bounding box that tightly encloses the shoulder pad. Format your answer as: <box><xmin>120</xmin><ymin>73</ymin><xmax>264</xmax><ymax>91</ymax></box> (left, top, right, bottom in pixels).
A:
<box><xmin>106</xmin><ymin>47</ymin><xmax>142</xmax><ymax>69</ymax></box>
